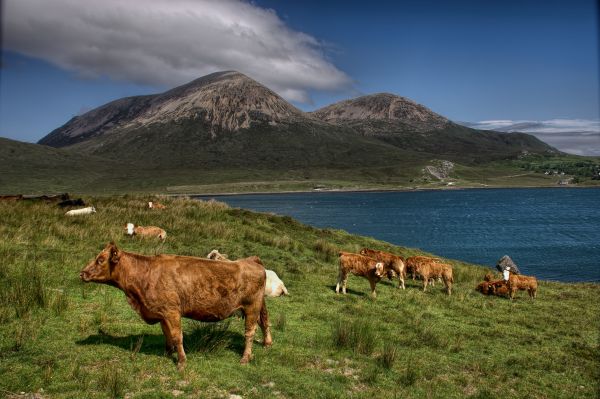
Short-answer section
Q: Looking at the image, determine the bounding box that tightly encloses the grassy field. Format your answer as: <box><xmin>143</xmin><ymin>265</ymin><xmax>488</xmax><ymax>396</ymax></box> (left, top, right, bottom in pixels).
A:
<box><xmin>0</xmin><ymin>197</ymin><xmax>598</xmax><ymax>399</ymax></box>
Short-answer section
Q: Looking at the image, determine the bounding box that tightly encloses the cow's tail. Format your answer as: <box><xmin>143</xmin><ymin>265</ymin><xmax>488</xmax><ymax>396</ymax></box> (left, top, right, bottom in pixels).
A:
<box><xmin>281</xmin><ymin>284</ymin><xmax>289</xmax><ymax>296</ymax></box>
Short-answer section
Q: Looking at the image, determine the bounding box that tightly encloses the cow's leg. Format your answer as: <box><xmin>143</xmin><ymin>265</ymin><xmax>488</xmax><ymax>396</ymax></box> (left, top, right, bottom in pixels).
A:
<box><xmin>163</xmin><ymin>315</ymin><xmax>186</xmax><ymax>370</ymax></box>
<box><xmin>340</xmin><ymin>272</ymin><xmax>348</xmax><ymax>295</ymax></box>
<box><xmin>398</xmin><ymin>267</ymin><xmax>406</xmax><ymax>290</ymax></box>
<box><xmin>160</xmin><ymin>320</ymin><xmax>175</xmax><ymax>356</ymax></box>
<box><xmin>241</xmin><ymin>306</ymin><xmax>260</xmax><ymax>364</ymax></box>
<box><xmin>369</xmin><ymin>279</ymin><xmax>377</xmax><ymax>298</ymax></box>
<box><xmin>336</xmin><ymin>270</ymin><xmax>344</xmax><ymax>294</ymax></box>
<box><xmin>446</xmin><ymin>278</ymin><xmax>452</xmax><ymax>295</ymax></box>
<box><xmin>258</xmin><ymin>297</ymin><xmax>272</xmax><ymax>347</ymax></box>
<box><xmin>422</xmin><ymin>277</ymin><xmax>428</xmax><ymax>292</ymax></box>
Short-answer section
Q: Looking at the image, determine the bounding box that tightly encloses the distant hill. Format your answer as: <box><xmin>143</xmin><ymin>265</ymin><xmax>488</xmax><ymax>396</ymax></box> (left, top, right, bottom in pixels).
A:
<box><xmin>1</xmin><ymin>71</ymin><xmax>565</xmax><ymax>193</ymax></box>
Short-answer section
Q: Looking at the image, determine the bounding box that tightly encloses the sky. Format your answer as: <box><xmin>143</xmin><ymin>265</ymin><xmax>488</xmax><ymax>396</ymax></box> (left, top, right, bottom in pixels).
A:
<box><xmin>1</xmin><ymin>0</ymin><xmax>598</xmax><ymax>154</ymax></box>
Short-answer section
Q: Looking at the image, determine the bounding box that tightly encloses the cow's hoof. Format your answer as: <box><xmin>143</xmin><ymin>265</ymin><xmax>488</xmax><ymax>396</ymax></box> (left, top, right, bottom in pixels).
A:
<box><xmin>240</xmin><ymin>355</ymin><xmax>251</xmax><ymax>365</ymax></box>
<box><xmin>176</xmin><ymin>362</ymin><xmax>186</xmax><ymax>372</ymax></box>
<box><xmin>263</xmin><ymin>340</ymin><xmax>273</xmax><ymax>348</ymax></box>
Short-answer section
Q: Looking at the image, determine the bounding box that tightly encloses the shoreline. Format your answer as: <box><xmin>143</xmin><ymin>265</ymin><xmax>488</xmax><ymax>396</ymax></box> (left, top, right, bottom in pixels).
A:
<box><xmin>175</xmin><ymin>183</ymin><xmax>599</xmax><ymax>198</ymax></box>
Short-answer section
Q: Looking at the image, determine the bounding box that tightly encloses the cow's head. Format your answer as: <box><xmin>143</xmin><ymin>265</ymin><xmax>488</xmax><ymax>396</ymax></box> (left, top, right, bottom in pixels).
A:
<box><xmin>124</xmin><ymin>223</ymin><xmax>135</xmax><ymax>235</ymax></box>
<box><xmin>80</xmin><ymin>242</ymin><xmax>121</xmax><ymax>283</ymax></box>
<box><xmin>374</xmin><ymin>262</ymin><xmax>384</xmax><ymax>278</ymax></box>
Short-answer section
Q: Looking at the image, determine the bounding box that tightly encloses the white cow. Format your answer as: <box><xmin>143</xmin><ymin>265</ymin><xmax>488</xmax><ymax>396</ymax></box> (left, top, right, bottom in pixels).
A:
<box><xmin>65</xmin><ymin>206</ymin><xmax>96</xmax><ymax>216</ymax></box>
<box><xmin>206</xmin><ymin>250</ymin><xmax>289</xmax><ymax>297</ymax></box>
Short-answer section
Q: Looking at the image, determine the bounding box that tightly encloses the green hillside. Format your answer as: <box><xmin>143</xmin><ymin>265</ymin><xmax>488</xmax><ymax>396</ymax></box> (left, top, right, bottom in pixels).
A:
<box><xmin>0</xmin><ymin>196</ymin><xmax>598</xmax><ymax>398</ymax></box>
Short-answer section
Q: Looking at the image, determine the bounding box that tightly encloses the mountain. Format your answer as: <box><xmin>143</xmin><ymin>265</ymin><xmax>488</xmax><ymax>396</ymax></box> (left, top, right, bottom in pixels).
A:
<box><xmin>40</xmin><ymin>71</ymin><xmax>306</xmax><ymax>147</ymax></box>
<box><xmin>311</xmin><ymin>93</ymin><xmax>450</xmax><ymax>132</ymax></box>
<box><xmin>23</xmin><ymin>70</ymin><xmax>563</xmax><ymax>192</ymax></box>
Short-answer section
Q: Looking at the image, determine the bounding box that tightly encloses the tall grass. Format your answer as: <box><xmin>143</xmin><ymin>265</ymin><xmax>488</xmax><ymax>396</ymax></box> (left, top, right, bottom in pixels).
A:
<box><xmin>332</xmin><ymin>319</ymin><xmax>377</xmax><ymax>355</ymax></box>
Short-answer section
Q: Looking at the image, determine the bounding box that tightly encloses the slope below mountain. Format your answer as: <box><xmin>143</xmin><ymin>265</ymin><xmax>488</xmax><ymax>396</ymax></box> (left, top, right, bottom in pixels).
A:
<box><xmin>0</xmin><ymin>137</ymin><xmax>129</xmax><ymax>193</ymax></box>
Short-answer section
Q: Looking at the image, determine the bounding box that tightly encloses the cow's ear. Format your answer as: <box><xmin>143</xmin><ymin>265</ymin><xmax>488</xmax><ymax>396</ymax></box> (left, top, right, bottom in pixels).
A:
<box><xmin>109</xmin><ymin>243</ymin><xmax>120</xmax><ymax>265</ymax></box>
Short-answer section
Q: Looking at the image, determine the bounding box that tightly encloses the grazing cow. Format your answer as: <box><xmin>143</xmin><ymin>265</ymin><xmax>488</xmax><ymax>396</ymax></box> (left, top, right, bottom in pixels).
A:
<box><xmin>206</xmin><ymin>251</ymin><xmax>288</xmax><ymax>297</ymax></box>
<box><xmin>148</xmin><ymin>201</ymin><xmax>167</xmax><ymax>209</ymax></box>
<box><xmin>359</xmin><ymin>248</ymin><xmax>406</xmax><ymax>289</ymax></box>
<box><xmin>415</xmin><ymin>261</ymin><xmax>453</xmax><ymax>295</ymax></box>
<box><xmin>125</xmin><ymin>223</ymin><xmax>167</xmax><ymax>240</ymax></box>
<box><xmin>65</xmin><ymin>206</ymin><xmax>96</xmax><ymax>216</ymax></box>
<box><xmin>405</xmin><ymin>256</ymin><xmax>442</xmax><ymax>280</ymax></box>
<box><xmin>80</xmin><ymin>242</ymin><xmax>272</xmax><ymax>369</ymax></box>
<box><xmin>336</xmin><ymin>252</ymin><xmax>385</xmax><ymax>298</ymax></box>
<box><xmin>508</xmin><ymin>274</ymin><xmax>538</xmax><ymax>299</ymax></box>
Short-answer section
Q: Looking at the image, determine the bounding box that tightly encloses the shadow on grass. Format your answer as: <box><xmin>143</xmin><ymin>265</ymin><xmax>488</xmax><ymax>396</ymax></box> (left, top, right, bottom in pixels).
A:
<box><xmin>326</xmin><ymin>284</ymin><xmax>367</xmax><ymax>297</ymax></box>
<box><xmin>76</xmin><ymin>326</ymin><xmax>246</xmax><ymax>360</ymax></box>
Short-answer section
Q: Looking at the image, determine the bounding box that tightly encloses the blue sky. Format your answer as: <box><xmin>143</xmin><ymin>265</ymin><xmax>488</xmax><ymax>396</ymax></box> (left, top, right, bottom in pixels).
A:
<box><xmin>1</xmin><ymin>0</ymin><xmax>598</xmax><ymax>153</ymax></box>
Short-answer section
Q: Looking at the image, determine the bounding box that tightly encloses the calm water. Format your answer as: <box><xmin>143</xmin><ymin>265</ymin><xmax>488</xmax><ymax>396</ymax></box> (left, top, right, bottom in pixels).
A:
<box><xmin>197</xmin><ymin>188</ymin><xmax>600</xmax><ymax>282</ymax></box>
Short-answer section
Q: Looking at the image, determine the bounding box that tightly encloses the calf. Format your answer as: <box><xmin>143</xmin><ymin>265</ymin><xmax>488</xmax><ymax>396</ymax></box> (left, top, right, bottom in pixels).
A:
<box><xmin>336</xmin><ymin>252</ymin><xmax>385</xmax><ymax>298</ymax></box>
<box><xmin>80</xmin><ymin>243</ymin><xmax>271</xmax><ymax>369</ymax></box>
<box><xmin>125</xmin><ymin>223</ymin><xmax>167</xmax><ymax>240</ymax></box>
<box><xmin>508</xmin><ymin>274</ymin><xmax>538</xmax><ymax>299</ymax></box>
<box><xmin>148</xmin><ymin>201</ymin><xmax>167</xmax><ymax>209</ymax></box>
<box><xmin>476</xmin><ymin>279</ymin><xmax>509</xmax><ymax>297</ymax></box>
<box><xmin>405</xmin><ymin>256</ymin><xmax>441</xmax><ymax>280</ymax></box>
<box><xmin>359</xmin><ymin>248</ymin><xmax>406</xmax><ymax>289</ymax></box>
<box><xmin>415</xmin><ymin>261</ymin><xmax>453</xmax><ymax>295</ymax></box>
<box><xmin>65</xmin><ymin>206</ymin><xmax>96</xmax><ymax>216</ymax></box>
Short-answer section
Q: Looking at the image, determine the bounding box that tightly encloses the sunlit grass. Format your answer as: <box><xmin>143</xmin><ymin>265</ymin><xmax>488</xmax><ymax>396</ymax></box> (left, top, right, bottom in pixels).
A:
<box><xmin>0</xmin><ymin>196</ymin><xmax>598</xmax><ymax>398</ymax></box>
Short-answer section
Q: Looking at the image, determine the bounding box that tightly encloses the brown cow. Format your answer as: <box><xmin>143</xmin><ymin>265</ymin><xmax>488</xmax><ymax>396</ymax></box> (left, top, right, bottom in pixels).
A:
<box><xmin>405</xmin><ymin>256</ymin><xmax>442</xmax><ymax>280</ymax></box>
<box><xmin>508</xmin><ymin>274</ymin><xmax>538</xmax><ymax>299</ymax></box>
<box><xmin>415</xmin><ymin>261</ymin><xmax>453</xmax><ymax>295</ymax></box>
<box><xmin>476</xmin><ymin>279</ymin><xmax>509</xmax><ymax>297</ymax></box>
<box><xmin>79</xmin><ymin>242</ymin><xmax>272</xmax><ymax>369</ymax></box>
<box><xmin>336</xmin><ymin>252</ymin><xmax>385</xmax><ymax>298</ymax></box>
<box><xmin>359</xmin><ymin>248</ymin><xmax>406</xmax><ymax>289</ymax></box>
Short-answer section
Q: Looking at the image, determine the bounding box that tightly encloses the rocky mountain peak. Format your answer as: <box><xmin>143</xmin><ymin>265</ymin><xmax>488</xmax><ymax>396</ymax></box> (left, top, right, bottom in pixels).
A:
<box><xmin>311</xmin><ymin>93</ymin><xmax>449</xmax><ymax>131</ymax></box>
<box><xmin>39</xmin><ymin>70</ymin><xmax>304</xmax><ymax>147</ymax></box>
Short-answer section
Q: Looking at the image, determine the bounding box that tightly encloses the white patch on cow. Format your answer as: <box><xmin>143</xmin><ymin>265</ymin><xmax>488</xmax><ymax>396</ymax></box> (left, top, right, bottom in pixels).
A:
<box><xmin>126</xmin><ymin>223</ymin><xmax>135</xmax><ymax>235</ymax></box>
<box><xmin>375</xmin><ymin>262</ymin><xmax>384</xmax><ymax>277</ymax></box>
<box><xmin>503</xmin><ymin>270</ymin><xmax>510</xmax><ymax>281</ymax></box>
<box><xmin>148</xmin><ymin>201</ymin><xmax>153</xmax><ymax>208</ymax></box>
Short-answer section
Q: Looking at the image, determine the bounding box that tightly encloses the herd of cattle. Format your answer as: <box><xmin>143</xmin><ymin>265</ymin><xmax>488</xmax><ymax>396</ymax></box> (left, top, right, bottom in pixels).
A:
<box><xmin>2</xmin><ymin>194</ymin><xmax>539</xmax><ymax>368</ymax></box>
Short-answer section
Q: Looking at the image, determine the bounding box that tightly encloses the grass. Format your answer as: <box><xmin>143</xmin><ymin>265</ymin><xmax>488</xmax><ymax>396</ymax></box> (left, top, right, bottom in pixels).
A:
<box><xmin>0</xmin><ymin>196</ymin><xmax>598</xmax><ymax>398</ymax></box>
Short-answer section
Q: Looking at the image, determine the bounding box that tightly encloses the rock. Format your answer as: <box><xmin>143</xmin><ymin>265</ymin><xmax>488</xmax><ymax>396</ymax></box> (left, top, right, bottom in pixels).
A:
<box><xmin>496</xmin><ymin>255</ymin><xmax>521</xmax><ymax>275</ymax></box>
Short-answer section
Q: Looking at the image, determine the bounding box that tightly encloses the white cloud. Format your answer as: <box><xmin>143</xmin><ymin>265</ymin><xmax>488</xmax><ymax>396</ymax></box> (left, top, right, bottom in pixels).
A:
<box><xmin>3</xmin><ymin>0</ymin><xmax>351</xmax><ymax>103</ymax></box>
<box><xmin>460</xmin><ymin>119</ymin><xmax>600</xmax><ymax>156</ymax></box>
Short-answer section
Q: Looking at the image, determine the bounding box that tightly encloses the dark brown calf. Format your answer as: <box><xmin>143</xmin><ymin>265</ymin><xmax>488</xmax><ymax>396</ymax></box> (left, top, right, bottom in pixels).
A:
<box><xmin>336</xmin><ymin>252</ymin><xmax>384</xmax><ymax>298</ymax></box>
<box><xmin>80</xmin><ymin>242</ymin><xmax>272</xmax><ymax>369</ymax></box>
<box><xmin>359</xmin><ymin>248</ymin><xmax>406</xmax><ymax>289</ymax></box>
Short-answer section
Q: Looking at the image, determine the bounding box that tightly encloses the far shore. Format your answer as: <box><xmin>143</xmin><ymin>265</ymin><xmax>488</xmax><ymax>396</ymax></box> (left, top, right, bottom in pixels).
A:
<box><xmin>173</xmin><ymin>183</ymin><xmax>599</xmax><ymax>198</ymax></box>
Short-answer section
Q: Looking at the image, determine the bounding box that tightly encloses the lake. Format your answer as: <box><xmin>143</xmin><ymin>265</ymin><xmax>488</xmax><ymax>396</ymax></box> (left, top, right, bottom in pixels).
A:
<box><xmin>196</xmin><ymin>188</ymin><xmax>600</xmax><ymax>282</ymax></box>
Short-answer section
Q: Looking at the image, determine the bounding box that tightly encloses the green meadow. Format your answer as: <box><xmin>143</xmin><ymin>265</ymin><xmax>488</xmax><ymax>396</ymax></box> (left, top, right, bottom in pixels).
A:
<box><xmin>0</xmin><ymin>196</ymin><xmax>598</xmax><ymax>398</ymax></box>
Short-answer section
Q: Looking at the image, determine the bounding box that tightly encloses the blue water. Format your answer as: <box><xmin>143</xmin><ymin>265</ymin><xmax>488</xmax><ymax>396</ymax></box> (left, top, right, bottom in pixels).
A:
<box><xmin>197</xmin><ymin>188</ymin><xmax>600</xmax><ymax>282</ymax></box>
